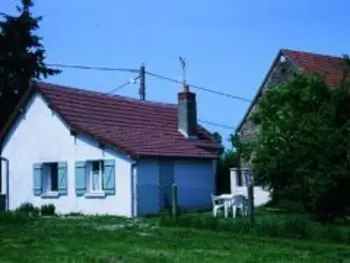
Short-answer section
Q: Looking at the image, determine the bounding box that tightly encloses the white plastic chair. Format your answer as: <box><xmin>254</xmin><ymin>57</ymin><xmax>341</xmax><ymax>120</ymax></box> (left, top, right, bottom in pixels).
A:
<box><xmin>231</xmin><ymin>194</ymin><xmax>248</xmax><ymax>218</ymax></box>
<box><xmin>211</xmin><ymin>193</ymin><xmax>225</xmax><ymax>217</ymax></box>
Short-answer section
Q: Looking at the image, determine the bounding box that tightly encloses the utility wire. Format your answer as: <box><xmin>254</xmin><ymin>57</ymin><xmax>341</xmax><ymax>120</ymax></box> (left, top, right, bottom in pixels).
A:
<box><xmin>47</xmin><ymin>63</ymin><xmax>252</xmax><ymax>103</ymax></box>
<box><xmin>107</xmin><ymin>76</ymin><xmax>140</xmax><ymax>94</ymax></box>
<box><xmin>47</xmin><ymin>63</ymin><xmax>240</xmax><ymax>130</ymax></box>
<box><xmin>198</xmin><ymin>119</ymin><xmax>234</xmax><ymax>130</ymax></box>
<box><xmin>145</xmin><ymin>71</ymin><xmax>252</xmax><ymax>103</ymax></box>
<box><xmin>47</xmin><ymin>63</ymin><xmax>139</xmax><ymax>73</ymax></box>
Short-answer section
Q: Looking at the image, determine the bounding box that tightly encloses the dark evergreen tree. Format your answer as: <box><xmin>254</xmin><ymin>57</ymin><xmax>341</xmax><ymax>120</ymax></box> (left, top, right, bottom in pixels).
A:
<box><xmin>0</xmin><ymin>0</ymin><xmax>60</xmax><ymax>192</ymax></box>
<box><xmin>0</xmin><ymin>0</ymin><xmax>60</xmax><ymax>146</ymax></box>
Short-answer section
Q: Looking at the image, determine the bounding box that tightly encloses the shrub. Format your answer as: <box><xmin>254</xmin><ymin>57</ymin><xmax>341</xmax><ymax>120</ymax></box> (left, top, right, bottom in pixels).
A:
<box><xmin>40</xmin><ymin>204</ymin><xmax>56</xmax><ymax>216</ymax></box>
<box><xmin>66</xmin><ymin>212</ymin><xmax>84</xmax><ymax>217</ymax></box>
<box><xmin>15</xmin><ymin>202</ymin><xmax>39</xmax><ymax>216</ymax></box>
<box><xmin>159</xmin><ymin>212</ymin><xmax>350</xmax><ymax>244</ymax></box>
<box><xmin>320</xmin><ymin>226</ymin><xmax>350</xmax><ymax>244</ymax></box>
<box><xmin>0</xmin><ymin>211</ymin><xmax>32</xmax><ymax>225</ymax></box>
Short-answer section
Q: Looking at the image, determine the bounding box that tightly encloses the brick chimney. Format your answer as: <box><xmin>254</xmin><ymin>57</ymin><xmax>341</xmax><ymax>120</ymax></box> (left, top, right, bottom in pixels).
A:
<box><xmin>178</xmin><ymin>83</ymin><xmax>197</xmax><ymax>139</ymax></box>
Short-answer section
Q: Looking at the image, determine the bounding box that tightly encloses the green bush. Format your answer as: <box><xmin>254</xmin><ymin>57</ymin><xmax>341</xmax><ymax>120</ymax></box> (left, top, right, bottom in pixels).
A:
<box><xmin>320</xmin><ymin>226</ymin><xmax>350</xmax><ymax>244</ymax></box>
<box><xmin>0</xmin><ymin>211</ymin><xmax>32</xmax><ymax>225</ymax></box>
<box><xmin>159</xmin><ymin>212</ymin><xmax>350</xmax><ymax>244</ymax></box>
<box><xmin>66</xmin><ymin>212</ymin><xmax>84</xmax><ymax>217</ymax></box>
<box><xmin>15</xmin><ymin>202</ymin><xmax>39</xmax><ymax>216</ymax></box>
<box><xmin>40</xmin><ymin>204</ymin><xmax>56</xmax><ymax>216</ymax></box>
<box><xmin>271</xmin><ymin>199</ymin><xmax>305</xmax><ymax>213</ymax></box>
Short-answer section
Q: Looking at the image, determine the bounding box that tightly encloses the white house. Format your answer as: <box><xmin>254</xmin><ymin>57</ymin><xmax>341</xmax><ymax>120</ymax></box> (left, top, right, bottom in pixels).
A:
<box><xmin>0</xmin><ymin>81</ymin><xmax>222</xmax><ymax>217</ymax></box>
<box><xmin>230</xmin><ymin>168</ymin><xmax>270</xmax><ymax>206</ymax></box>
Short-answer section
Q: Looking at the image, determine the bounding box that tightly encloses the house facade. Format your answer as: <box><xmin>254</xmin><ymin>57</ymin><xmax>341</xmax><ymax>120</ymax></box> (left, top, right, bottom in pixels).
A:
<box><xmin>0</xmin><ymin>81</ymin><xmax>221</xmax><ymax>217</ymax></box>
<box><xmin>233</xmin><ymin>49</ymin><xmax>347</xmax><ymax>204</ymax></box>
<box><xmin>236</xmin><ymin>49</ymin><xmax>348</xmax><ymax>167</ymax></box>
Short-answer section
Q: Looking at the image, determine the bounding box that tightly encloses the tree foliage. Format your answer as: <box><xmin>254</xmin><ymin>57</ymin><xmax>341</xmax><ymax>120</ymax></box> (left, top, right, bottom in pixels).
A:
<box><xmin>0</xmin><ymin>0</ymin><xmax>60</xmax><ymax>145</ymax></box>
<box><xmin>212</xmin><ymin>132</ymin><xmax>222</xmax><ymax>144</ymax></box>
<box><xmin>216</xmin><ymin>149</ymin><xmax>239</xmax><ymax>194</ymax></box>
<box><xmin>243</xmin><ymin>66</ymin><xmax>350</xmax><ymax>221</ymax></box>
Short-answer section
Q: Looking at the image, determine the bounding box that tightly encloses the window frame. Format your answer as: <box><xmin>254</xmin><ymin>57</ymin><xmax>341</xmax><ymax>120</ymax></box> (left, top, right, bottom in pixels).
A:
<box><xmin>86</xmin><ymin>160</ymin><xmax>104</xmax><ymax>194</ymax></box>
<box><xmin>42</xmin><ymin>162</ymin><xmax>59</xmax><ymax>194</ymax></box>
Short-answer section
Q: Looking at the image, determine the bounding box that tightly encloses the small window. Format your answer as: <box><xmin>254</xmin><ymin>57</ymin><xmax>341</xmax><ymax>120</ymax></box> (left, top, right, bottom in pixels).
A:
<box><xmin>236</xmin><ymin>170</ymin><xmax>243</xmax><ymax>187</ymax></box>
<box><xmin>42</xmin><ymin>162</ymin><xmax>59</xmax><ymax>193</ymax></box>
<box><xmin>87</xmin><ymin>160</ymin><xmax>104</xmax><ymax>193</ymax></box>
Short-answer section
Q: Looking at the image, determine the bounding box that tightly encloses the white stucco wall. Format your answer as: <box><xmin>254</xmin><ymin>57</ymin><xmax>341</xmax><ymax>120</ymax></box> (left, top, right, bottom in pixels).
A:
<box><xmin>2</xmin><ymin>93</ymin><xmax>134</xmax><ymax>217</ymax></box>
<box><xmin>230</xmin><ymin>168</ymin><xmax>270</xmax><ymax>206</ymax></box>
<box><xmin>0</xmin><ymin>159</ymin><xmax>6</xmax><ymax>194</ymax></box>
<box><xmin>136</xmin><ymin>158</ymin><xmax>215</xmax><ymax>216</ymax></box>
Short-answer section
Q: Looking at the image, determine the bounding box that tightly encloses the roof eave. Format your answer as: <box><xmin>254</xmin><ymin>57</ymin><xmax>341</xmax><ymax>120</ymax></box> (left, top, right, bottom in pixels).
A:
<box><xmin>0</xmin><ymin>80</ymin><xmax>222</xmax><ymax>161</ymax></box>
<box><xmin>0</xmin><ymin>81</ymin><xmax>138</xmax><ymax>161</ymax></box>
<box><xmin>137</xmin><ymin>153</ymin><xmax>219</xmax><ymax>160</ymax></box>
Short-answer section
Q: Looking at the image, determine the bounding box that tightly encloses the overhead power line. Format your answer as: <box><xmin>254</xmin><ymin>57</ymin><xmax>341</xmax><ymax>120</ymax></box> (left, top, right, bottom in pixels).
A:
<box><xmin>198</xmin><ymin>119</ymin><xmax>234</xmax><ymax>130</ymax></box>
<box><xmin>48</xmin><ymin>63</ymin><xmax>252</xmax><ymax>103</ymax></box>
<box><xmin>47</xmin><ymin>62</ymin><xmax>240</xmax><ymax>130</ymax></box>
<box><xmin>145</xmin><ymin>71</ymin><xmax>252</xmax><ymax>103</ymax></box>
<box><xmin>47</xmin><ymin>63</ymin><xmax>139</xmax><ymax>73</ymax></box>
<box><xmin>107</xmin><ymin>76</ymin><xmax>140</xmax><ymax>94</ymax></box>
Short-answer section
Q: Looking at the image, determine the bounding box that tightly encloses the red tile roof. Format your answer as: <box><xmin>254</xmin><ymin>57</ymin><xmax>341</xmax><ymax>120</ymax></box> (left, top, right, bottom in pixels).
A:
<box><xmin>236</xmin><ymin>49</ymin><xmax>349</xmax><ymax>132</ymax></box>
<box><xmin>282</xmin><ymin>49</ymin><xmax>348</xmax><ymax>86</ymax></box>
<box><xmin>34</xmin><ymin>82</ymin><xmax>221</xmax><ymax>159</ymax></box>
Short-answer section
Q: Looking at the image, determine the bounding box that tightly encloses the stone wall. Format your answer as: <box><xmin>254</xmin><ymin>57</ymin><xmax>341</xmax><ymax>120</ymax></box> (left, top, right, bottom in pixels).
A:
<box><xmin>239</xmin><ymin>56</ymin><xmax>298</xmax><ymax>167</ymax></box>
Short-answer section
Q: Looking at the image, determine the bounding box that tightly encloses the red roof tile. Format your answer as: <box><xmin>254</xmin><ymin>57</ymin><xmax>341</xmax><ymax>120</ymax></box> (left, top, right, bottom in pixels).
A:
<box><xmin>282</xmin><ymin>49</ymin><xmax>348</xmax><ymax>85</ymax></box>
<box><xmin>236</xmin><ymin>49</ymin><xmax>350</xmax><ymax>132</ymax></box>
<box><xmin>34</xmin><ymin>82</ymin><xmax>221</xmax><ymax>159</ymax></box>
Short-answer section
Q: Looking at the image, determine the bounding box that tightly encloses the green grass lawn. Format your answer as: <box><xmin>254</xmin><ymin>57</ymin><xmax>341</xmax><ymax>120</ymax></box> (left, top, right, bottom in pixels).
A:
<box><xmin>0</xmin><ymin>215</ymin><xmax>349</xmax><ymax>263</ymax></box>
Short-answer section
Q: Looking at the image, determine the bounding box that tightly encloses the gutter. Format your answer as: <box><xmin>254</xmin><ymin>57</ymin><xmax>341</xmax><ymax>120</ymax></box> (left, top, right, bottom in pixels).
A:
<box><xmin>0</xmin><ymin>156</ymin><xmax>9</xmax><ymax>211</ymax></box>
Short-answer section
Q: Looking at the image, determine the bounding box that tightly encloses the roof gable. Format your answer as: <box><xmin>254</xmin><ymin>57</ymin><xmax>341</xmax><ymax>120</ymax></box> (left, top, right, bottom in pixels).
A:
<box><xmin>237</xmin><ymin>49</ymin><xmax>349</xmax><ymax>133</ymax></box>
<box><xmin>2</xmin><ymin>81</ymin><xmax>220</xmax><ymax>159</ymax></box>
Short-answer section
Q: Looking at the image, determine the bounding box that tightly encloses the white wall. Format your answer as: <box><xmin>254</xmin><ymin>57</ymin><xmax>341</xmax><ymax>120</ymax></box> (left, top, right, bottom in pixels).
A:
<box><xmin>0</xmin><ymin>159</ymin><xmax>6</xmax><ymax>194</ymax></box>
<box><xmin>230</xmin><ymin>168</ymin><xmax>270</xmax><ymax>206</ymax></box>
<box><xmin>2</xmin><ymin>93</ymin><xmax>134</xmax><ymax>217</ymax></box>
<box><xmin>136</xmin><ymin>158</ymin><xmax>215</xmax><ymax>216</ymax></box>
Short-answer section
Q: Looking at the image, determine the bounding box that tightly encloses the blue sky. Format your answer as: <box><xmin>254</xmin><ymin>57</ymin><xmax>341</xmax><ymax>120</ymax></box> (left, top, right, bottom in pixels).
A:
<box><xmin>3</xmin><ymin>1</ymin><xmax>350</xmax><ymax>148</ymax></box>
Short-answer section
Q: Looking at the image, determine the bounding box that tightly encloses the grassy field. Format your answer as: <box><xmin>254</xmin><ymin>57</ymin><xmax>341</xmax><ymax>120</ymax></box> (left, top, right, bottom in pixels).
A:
<box><xmin>0</xmin><ymin>214</ymin><xmax>350</xmax><ymax>263</ymax></box>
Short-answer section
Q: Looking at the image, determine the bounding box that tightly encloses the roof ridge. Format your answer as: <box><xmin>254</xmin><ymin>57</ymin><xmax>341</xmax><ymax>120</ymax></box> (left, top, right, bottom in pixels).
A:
<box><xmin>281</xmin><ymin>48</ymin><xmax>344</xmax><ymax>60</ymax></box>
<box><xmin>35</xmin><ymin>81</ymin><xmax>177</xmax><ymax>108</ymax></box>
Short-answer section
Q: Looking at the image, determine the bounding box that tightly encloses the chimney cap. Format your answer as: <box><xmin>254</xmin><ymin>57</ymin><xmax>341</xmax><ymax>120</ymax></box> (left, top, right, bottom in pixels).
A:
<box><xmin>183</xmin><ymin>83</ymin><xmax>190</xmax><ymax>92</ymax></box>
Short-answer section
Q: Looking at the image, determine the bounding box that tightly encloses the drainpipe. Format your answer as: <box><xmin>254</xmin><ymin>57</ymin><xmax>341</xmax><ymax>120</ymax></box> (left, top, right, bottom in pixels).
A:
<box><xmin>0</xmin><ymin>156</ymin><xmax>9</xmax><ymax>211</ymax></box>
<box><xmin>131</xmin><ymin>162</ymin><xmax>137</xmax><ymax>218</ymax></box>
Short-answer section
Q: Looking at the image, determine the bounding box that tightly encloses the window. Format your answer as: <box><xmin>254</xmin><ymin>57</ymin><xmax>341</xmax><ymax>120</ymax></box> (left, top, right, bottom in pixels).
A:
<box><xmin>236</xmin><ymin>170</ymin><xmax>243</xmax><ymax>187</ymax></box>
<box><xmin>75</xmin><ymin>159</ymin><xmax>115</xmax><ymax>197</ymax></box>
<box><xmin>86</xmin><ymin>160</ymin><xmax>104</xmax><ymax>193</ymax></box>
<box><xmin>33</xmin><ymin>162</ymin><xmax>68</xmax><ymax>197</ymax></box>
<box><xmin>42</xmin><ymin>162</ymin><xmax>59</xmax><ymax>193</ymax></box>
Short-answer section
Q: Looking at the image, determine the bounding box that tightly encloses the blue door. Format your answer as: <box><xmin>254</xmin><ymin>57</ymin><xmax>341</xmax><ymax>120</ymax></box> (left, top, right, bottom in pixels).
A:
<box><xmin>158</xmin><ymin>160</ymin><xmax>174</xmax><ymax>212</ymax></box>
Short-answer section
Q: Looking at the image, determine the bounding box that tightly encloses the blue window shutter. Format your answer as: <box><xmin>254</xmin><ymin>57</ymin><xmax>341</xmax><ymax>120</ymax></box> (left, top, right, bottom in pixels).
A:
<box><xmin>75</xmin><ymin>161</ymin><xmax>86</xmax><ymax>196</ymax></box>
<box><xmin>33</xmin><ymin>163</ymin><xmax>42</xmax><ymax>196</ymax></box>
<box><xmin>103</xmin><ymin>159</ymin><xmax>115</xmax><ymax>195</ymax></box>
<box><xmin>58</xmin><ymin>162</ymin><xmax>68</xmax><ymax>195</ymax></box>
